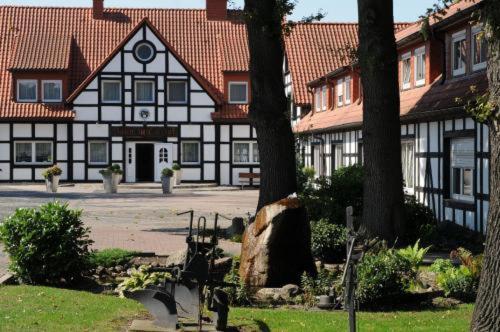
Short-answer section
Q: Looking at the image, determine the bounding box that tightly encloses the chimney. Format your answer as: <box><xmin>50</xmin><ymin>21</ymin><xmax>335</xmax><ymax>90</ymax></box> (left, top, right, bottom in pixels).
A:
<box><xmin>93</xmin><ymin>0</ymin><xmax>104</xmax><ymax>19</ymax></box>
<box><xmin>206</xmin><ymin>0</ymin><xmax>227</xmax><ymax>21</ymax></box>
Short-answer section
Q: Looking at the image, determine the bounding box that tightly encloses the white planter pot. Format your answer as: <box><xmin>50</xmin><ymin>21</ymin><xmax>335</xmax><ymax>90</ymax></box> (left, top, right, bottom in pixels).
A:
<box><xmin>174</xmin><ymin>170</ymin><xmax>182</xmax><ymax>185</ymax></box>
<box><xmin>45</xmin><ymin>175</ymin><xmax>60</xmax><ymax>193</ymax></box>
<box><xmin>102</xmin><ymin>173</ymin><xmax>118</xmax><ymax>193</ymax></box>
<box><xmin>113</xmin><ymin>173</ymin><xmax>122</xmax><ymax>187</ymax></box>
<box><xmin>161</xmin><ymin>176</ymin><xmax>174</xmax><ymax>194</ymax></box>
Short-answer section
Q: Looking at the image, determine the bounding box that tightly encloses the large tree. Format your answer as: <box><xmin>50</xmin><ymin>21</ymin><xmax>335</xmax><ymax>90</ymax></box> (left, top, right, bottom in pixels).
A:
<box><xmin>356</xmin><ymin>0</ymin><xmax>405</xmax><ymax>242</ymax></box>
<box><xmin>244</xmin><ymin>0</ymin><xmax>298</xmax><ymax>211</ymax></box>
<box><xmin>468</xmin><ymin>1</ymin><xmax>500</xmax><ymax>330</ymax></box>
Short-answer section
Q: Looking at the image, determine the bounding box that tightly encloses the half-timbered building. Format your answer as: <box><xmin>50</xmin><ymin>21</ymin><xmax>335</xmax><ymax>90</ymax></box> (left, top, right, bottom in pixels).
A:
<box><xmin>294</xmin><ymin>1</ymin><xmax>490</xmax><ymax>233</ymax></box>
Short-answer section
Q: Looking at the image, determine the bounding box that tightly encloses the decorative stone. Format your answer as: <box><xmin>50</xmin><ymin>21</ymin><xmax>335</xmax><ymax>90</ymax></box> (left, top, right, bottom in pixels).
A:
<box><xmin>164</xmin><ymin>250</ymin><xmax>187</xmax><ymax>267</ymax></box>
<box><xmin>281</xmin><ymin>284</ymin><xmax>300</xmax><ymax>299</ymax></box>
<box><xmin>417</xmin><ymin>271</ymin><xmax>438</xmax><ymax>290</ymax></box>
<box><xmin>239</xmin><ymin>196</ymin><xmax>316</xmax><ymax>287</ymax></box>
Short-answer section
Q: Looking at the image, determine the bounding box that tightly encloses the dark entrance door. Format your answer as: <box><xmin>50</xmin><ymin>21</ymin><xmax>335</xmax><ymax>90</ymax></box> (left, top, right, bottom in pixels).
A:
<box><xmin>135</xmin><ymin>143</ymin><xmax>154</xmax><ymax>182</ymax></box>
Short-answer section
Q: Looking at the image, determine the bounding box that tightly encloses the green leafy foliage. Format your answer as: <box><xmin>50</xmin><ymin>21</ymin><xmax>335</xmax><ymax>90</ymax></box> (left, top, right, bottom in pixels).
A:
<box><xmin>356</xmin><ymin>249</ymin><xmax>414</xmax><ymax>305</ymax></box>
<box><xmin>0</xmin><ymin>202</ymin><xmax>92</xmax><ymax>284</ymax></box>
<box><xmin>397</xmin><ymin>240</ymin><xmax>431</xmax><ymax>272</ymax></box>
<box><xmin>88</xmin><ymin>248</ymin><xmax>138</xmax><ymax>268</ymax></box>
<box><xmin>116</xmin><ymin>265</ymin><xmax>173</xmax><ymax>297</ymax></box>
<box><xmin>161</xmin><ymin>167</ymin><xmax>174</xmax><ymax>177</ymax></box>
<box><xmin>310</xmin><ymin>219</ymin><xmax>347</xmax><ymax>263</ymax></box>
<box><xmin>401</xmin><ymin>196</ymin><xmax>438</xmax><ymax>246</ymax></box>
<box><xmin>300</xmin><ymin>269</ymin><xmax>339</xmax><ymax>306</ymax></box>
<box><xmin>172</xmin><ymin>163</ymin><xmax>181</xmax><ymax>171</ymax></box>
<box><xmin>223</xmin><ymin>256</ymin><xmax>252</xmax><ymax>306</ymax></box>
<box><xmin>299</xmin><ymin>165</ymin><xmax>363</xmax><ymax>225</ymax></box>
<box><xmin>99</xmin><ymin>164</ymin><xmax>123</xmax><ymax>176</ymax></box>
<box><xmin>41</xmin><ymin>165</ymin><xmax>62</xmax><ymax>179</ymax></box>
<box><xmin>429</xmin><ymin>258</ymin><xmax>454</xmax><ymax>274</ymax></box>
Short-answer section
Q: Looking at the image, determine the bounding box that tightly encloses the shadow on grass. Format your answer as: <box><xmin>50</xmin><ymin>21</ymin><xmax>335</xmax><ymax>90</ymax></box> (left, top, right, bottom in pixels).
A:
<box><xmin>227</xmin><ymin>319</ymin><xmax>271</xmax><ymax>332</ymax></box>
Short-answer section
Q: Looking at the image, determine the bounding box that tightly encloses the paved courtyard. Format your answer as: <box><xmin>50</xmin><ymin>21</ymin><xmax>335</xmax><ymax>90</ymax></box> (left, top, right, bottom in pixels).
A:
<box><xmin>0</xmin><ymin>184</ymin><xmax>258</xmax><ymax>277</ymax></box>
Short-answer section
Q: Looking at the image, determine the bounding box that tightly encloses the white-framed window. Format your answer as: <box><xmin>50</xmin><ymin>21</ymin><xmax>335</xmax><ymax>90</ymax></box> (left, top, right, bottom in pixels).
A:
<box><xmin>315</xmin><ymin>88</ymin><xmax>321</xmax><ymax>111</ymax></box>
<box><xmin>344</xmin><ymin>76</ymin><xmax>351</xmax><ymax>104</ymax></box>
<box><xmin>228</xmin><ymin>82</ymin><xmax>248</xmax><ymax>104</ymax></box>
<box><xmin>167</xmin><ymin>81</ymin><xmax>187</xmax><ymax>104</ymax></box>
<box><xmin>450</xmin><ymin>137</ymin><xmax>474</xmax><ymax>202</ymax></box>
<box><xmin>181</xmin><ymin>141</ymin><xmax>200</xmax><ymax>164</ymax></box>
<box><xmin>14</xmin><ymin>141</ymin><xmax>53</xmax><ymax>164</ymax></box>
<box><xmin>233</xmin><ymin>141</ymin><xmax>259</xmax><ymax>164</ymax></box>
<box><xmin>401</xmin><ymin>52</ymin><xmax>411</xmax><ymax>90</ymax></box>
<box><xmin>452</xmin><ymin>30</ymin><xmax>467</xmax><ymax>77</ymax></box>
<box><xmin>88</xmin><ymin>141</ymin><xmax>108</xmax><ymax>165</ymax></box>
<box><xmin>414</xmin><ymin>46</ymin><xmax>426</xmax><ymax>86</ymax></box>
<box><xmin>401</xmin><ymin>140</ymin><xmax>415</xmax><ymax>194</ymax></box>
<box><xmin>17</xmin><ymin>79</ymin><xmax>37</xmax><ymax>102</ymax></box>
<box><xmin>135</xmin><ymin>80</ymin><xmax>155</xmax><ymax>103</ymax></box>
<box><xmin>472</xmin><ymin>25</ymin><xmax>487</xmax><ymax>71</ymax></box>
<box><xmin>337</xmin><ymin>79</ymin><xmax>344</xmax><ymax>107</ymax></box>
<box><xmin>321</xmin><ymin>85</ymin><xmax>327</xmax><ymax>110</ymax></box>
<box><xmin>333</xmin><ymin>144</ymin><xmax>343</xmax><ymax>170</ymax></box>
<box><xmin>101</xmin><ymin>80</ymin><xmax>121</xmax><ymax>103</ymax></box>
<box><xmin>42</xmin><ymin>80</ymin><xmax>62</xmax><ymax>102</ymax></box>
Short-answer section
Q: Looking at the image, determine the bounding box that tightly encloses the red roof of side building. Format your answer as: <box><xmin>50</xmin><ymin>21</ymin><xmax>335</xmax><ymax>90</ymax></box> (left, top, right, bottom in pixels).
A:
<box><xmin>294</xmin><ymin>73</ymin><xmax>488</xmax><ymax>134</ymax></box>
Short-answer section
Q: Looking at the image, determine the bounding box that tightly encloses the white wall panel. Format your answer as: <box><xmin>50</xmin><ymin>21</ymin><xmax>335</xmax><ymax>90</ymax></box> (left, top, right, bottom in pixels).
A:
<box><xmin>204</xmin><ymin>144</ymin><xmax>215</xmax><ymax>161</ymax></box>
<box><xmin>13</xmin><ymin>168</ymin><xmax>31</xmax><ymax>180</ymax></box>
<box><xmin>57</xmin><ymin>124</ymin><xmax>67</xmax><ymax>141</ymax></box>
<box><xmin>0</xmin><ymin>143</ymin><xmax>9</xmax><ymax>160</ymax></box>
<box><xmin>57</xmin><ymin>143</ymin><xmax>68</xmax><ymax>161</ymax></box>
<box><xmin>220</xmin><ymin>164</ymin><xmax>230</xmax><ymax>185</ymax></box>
<box><xmin>73</xmin><ymin>163</ymin><xmax>85</xmax><ymax>180</ymax></box>
<box><xmin>220</xmin><ymin>144</ymin><xmax>230</xmax><ymax>162</ymax></box>
<box><xmin>182</xmin><ymin>168</ymin><xmax>201</xmax><ymax>181</ymax></box>
<box><xmin>88</xmin><ymin>124</ymin><xmax>109</xmax><ymax>137</ymax></box>
<box><xmin>13</xmin><ymin>124</ymin><xmax>31</xmax><ymax>137</ymax></box>
<box><xmin>58</xmin><ymin>162</ymin><xmax>68</xmax><ymax>180</ymax></box>
<box><xmin>73</xmin><ymin>144</ymin><xmax>85</xmax><ymax>160</ymax></box>
<box><xmin>204</xmin><ymin>125</ymin><xmax>215</xmax><ymax>142</ymax></box>
<box><xmin>74</xmin><ymin>107</ymin><xmax>98</xmax><ymax>121</ymax></box>
<box><xmin>232</xmin><ymin>125</ymin><xmax>250</xmax><ymax>138</ymax></box>
<box><xmin>124</xmin><ymin>53</ymin><xmax>143</xmax><ymax>72</ymax></box>
<box><xmin>74</xmin><ymin>91</ymin><xmax>98</xmax><ymax>105</ymax></box>
<box><xmin>168</xmin><ymin>53</ymin><xmax>187</xmax><ymax>73</ymax></box>
<box><xmin>103</xmin><ymin>54</ymin><xmax>121</xmax><ymax>72</ymax></box>
<box><xmin>34</xmin><ymin>168</ymin><xmax>45</xmax><ymax>181</ymax></box>
<box><xmin>220</xmin><ymin>125</ymin><xmax>230</xmax><ymax>142</ymax></box>
<box><xmin>88</xmin><ymin>168</ymin><xmax>102</xmax><ymax>181</ymax></box>
<box><xmin>203</xmin><ymin>163</ymin><xmax>215</xmax><ymax>181</ymax></box>
<box><xmin>146</xmin><ymin>27</ymin><xmax>165</xmax><ymax>51</ymax></box>
<box><xmin>167</xmin><ymin>107</ymin><xmax>188</xmax><ymax>122</ymax></box>
<box><xmin>181</xmin><ymin>125</ymin><xmax>200</xmax><ymax>137</ymax></box>
<box><xmin>102</xmin><ymin>107</ymin><xmax>122</xmax><ymax>122</ymax></box>
<box><xmin>190</xmin><ymin>78</ymin><xmax>202</xmax><ymax>90</ymax></box>
<box><xmin>112</xmin><ymin>143</ymin><xmax>123</xmax><ymax>161</ymax></box>
<box><xmin>0</xmin><ymin>124</ymin><xmax>9</xmax><ymax>140</ymax></box>
<box><xmin>454</xmin><ymin>118</ymin><xmax>464</xmax><ymax>130</ymax></box>
<box><xmin>124</xmin><ymin>30</ymin><xmax>143</xmax><ymax>50</ymax></box>
<box><xmin>73</xmin><ymin>124</ymin><xmax>85</xmax><ymax>141</ymax></box>
<box><xmin>0</xmin><ymin>163</ymin><xmax>10</xmax><ymax>180</ymax></box>
<box><xmin>190</xmin><ymin>92</ymin><xmax>214</xmax><ymax>106</ymax></box>
<box><xmin>190</xmin><ymin>108</ymin><xmax>213</xmax><ymax>122</ymax></box>
<box><xmin>146</xmin><ymin>53</ymin><xmax>166</xmax><ymax>72</ymax></box>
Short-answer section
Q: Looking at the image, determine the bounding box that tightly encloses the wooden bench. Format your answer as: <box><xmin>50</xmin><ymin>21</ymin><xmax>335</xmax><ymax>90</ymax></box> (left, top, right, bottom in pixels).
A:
<box><xmin>239</xmin><ymin>172</ymin><xmax>260</xmax><ymax>189</ymax></box>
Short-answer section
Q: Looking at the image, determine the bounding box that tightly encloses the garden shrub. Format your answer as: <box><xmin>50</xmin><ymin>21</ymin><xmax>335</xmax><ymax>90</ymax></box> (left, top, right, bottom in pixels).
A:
<box><xmin>310</xmin><ymin>219</ymin><xmax>347</xmax><ymax>263</ymax></box>
<box><xmin>300</xmin><ymin>268</ymin><xmax>339</xmax><ymax>306</ymax></box>
<box><xmin>116</xmin><ymin>265</ymin><xmax>173</xmax><ymax>297</ymax></box>
<box><xmin>356</xmin><ymin>249</ymin><xmax>414</xmax><ymax>305</ymax></box>
<box><xmin>223</xmin><ymin>256</ymin><xmax>251</xmax><ymax>306</ymax></box>
<box><xmin>88</xmin><ymin>248</ymin><xmax>138</xmax><ymax>268</ymax></box>
<box><xmin>0</xmin><ymin>202</ymin><xmax>92</xmax><ymax>284</ymax></box>
<box><xmin>397</xmin><ymin>239</ymin><xmax>431</xmax><ymax>272</ymax></box>
<box><xmin>429</xmin><ymin>258</ymin><xmax>454</xmax><ymax>274</ymax></box>
<box><xmin>401</xmin><ymin>196</ymin><xmax>438</xmax><ymax>246</ymax></box>
<box><xmin>299</xmin><ymin>164</ymin><xmax>363</xmax><ymax>225</ymax></box>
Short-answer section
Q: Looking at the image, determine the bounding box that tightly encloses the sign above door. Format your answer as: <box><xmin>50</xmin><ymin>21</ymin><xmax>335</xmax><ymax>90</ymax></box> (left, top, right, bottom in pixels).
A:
<box><xmin>110</xmin><ymin>126</ymin><xmax>178</xmax><ymax>139</ymax></box>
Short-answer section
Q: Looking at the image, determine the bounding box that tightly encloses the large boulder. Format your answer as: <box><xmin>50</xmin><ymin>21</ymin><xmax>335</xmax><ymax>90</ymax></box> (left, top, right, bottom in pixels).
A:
<box><xmin>239</xmin><ymin>196</ymin><xmax>316</xmax><ymax>287</ymax></box>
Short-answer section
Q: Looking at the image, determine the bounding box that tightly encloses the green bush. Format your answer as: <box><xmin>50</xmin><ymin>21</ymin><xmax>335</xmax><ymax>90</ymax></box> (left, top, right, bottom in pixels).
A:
<box><xmin>401</xmin><ymin>196</ymin><xmax>438</xmax><ymax>246</ymax></box>
<box><xmin>42</xmin><ymin>165</ymin><xmax>62</xmax><ymax>179</ymax></box>
<box><xmin>172</xmin><ymin>163</ymin><xmax>181</xmax><ymax>171</ymax></box>
<box><xmin>300</xmin><ymin>269</ymin><xmax>338</xmax><ymax>306</ymax></box>
<box><xmin>223</xmin><ymin>256</ymin><xmax>251</xmax><ymax>306</ymax></box>
<box><xmin>161</xmin><ymin>167</ymin><xmax>174</xmax><ymax>177</ymax></box>
<box><xmin>0</xmin><ymin>202</ymin><xmax>92</xmax><ymax>284</ymax></box>
<box><xmin>437</xmin><ymin>266</ymin><xmax>477</xmax><ymax>301</ymax></box>
<box><xmin>116</xmin><ymin>265</ymin><xmax>173</xmax><ymax>297</ymax></box>
<box><xmin>99</xmin><ymin>164</ymin><xmax>123</xmax><ymax>176</ymax></box>
<box><xmin>429</xmin><ymin>258</ymin><xmax>454</xmax><ymax>274</ymax></box>
<box><xmin>88</xmin><ymin>248</ymin><xmax>138</xmax><ymax>268</ymax></box>
<box><xmin>299</xmin><ymin>165</ymin><xmax>363</xmax><ymax>225</ymax></box>
<box><xmin>397</xmin><ymin>239</ymin><xmax>431</xmax><ymax>272</ymax></box>
<box><xmin>356</xmin><ymin>249</ymin><xmax>414</xmax><ymax>305</ymax></box>
<box><xmin>310</xmin><ymin>219</ymin><xmax>347</xmax><ymax>263</ymax></box>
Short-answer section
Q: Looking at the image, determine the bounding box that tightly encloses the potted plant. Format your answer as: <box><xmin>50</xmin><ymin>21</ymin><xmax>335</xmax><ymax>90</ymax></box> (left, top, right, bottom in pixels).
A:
<box><xmin>99</xmin><ymin>164</ymin><xmax>123</xmax><ymax>194</ymax></box>
<box><xmin>161</xmin><ymin>168</ymin><xmax>174</xmax><ymax>194</ymax></box>
<box><xmin>42</xmin><ymin>165</ymin><xmax>62</xmax><ymax>193</ymax></box>
<box><xmin>172</xmin><ymin>163</ymin><xmax>182</xmax><ymax>185</ymax></box>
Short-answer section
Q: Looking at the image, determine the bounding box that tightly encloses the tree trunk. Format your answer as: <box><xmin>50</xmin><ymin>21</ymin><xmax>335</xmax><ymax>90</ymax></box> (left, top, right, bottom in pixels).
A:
<box><xmin>357</xmin><ymin>0</ymin><xmax>405</xmax><ymax>242</ymax></box>
<box><xmin>244</xmin><ymin>0</ymin><xmax>298</xmax><ymax>211</ymax></box>
<box><xmin>471</xmin><ymin>2</ymin><xmax>500</xmax><ymax>328</ymax></box>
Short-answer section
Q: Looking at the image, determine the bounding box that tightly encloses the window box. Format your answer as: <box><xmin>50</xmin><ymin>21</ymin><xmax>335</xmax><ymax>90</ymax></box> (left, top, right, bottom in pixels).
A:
<box><xmin>42</xmin><ymin>80</ymin><xmax>62</xmax><ymax>103</ymax></box>
<box><xmin>414</xmin><ymin>46</ymin><xmax>426</xmax><ymax>86</ymax></box>
<box><xmin>228</xmin><ymin>82</ymin><xmax>248</xmax><ymax>104</ymax></box>
<box><xmin>181</xmin><ymin>141</ymin><xmax>200</xmax><ymax>165</ymax></box>
<box><xmin>17</xmin><ymin>79</ymin><xmax>37</xmax><ymax>102</ymax></box>
<box><xmin>135</xmin><ymin>80</ymin><xmax>155</xmax><ymax>103</ymax></box>
<box><xmin>14</xmin><ymin>141</ymin><xmax>53</xmax><ymax>165</ymax></box>
<box><xmin>88</xmin><ymin>141</ymin><xmax>108</xmax><ymax>165</ymax></box>
<box><xmin>101</xmin><ymin>80</ymin><xmax>122</xmax><ymax>103</ymax></box>
<box><xmin>167</xmin><ymin>81</ymin><xmax>187</xmax><ymax>104</ymax></box>
<box><xmin>233</xmin><ymin>141</ymin><xmax>259</xmax><ymax>164</ymax></box>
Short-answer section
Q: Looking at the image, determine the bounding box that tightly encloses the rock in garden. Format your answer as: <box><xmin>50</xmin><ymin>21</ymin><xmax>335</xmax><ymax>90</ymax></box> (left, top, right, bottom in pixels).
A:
<box><xmin>254</xmin><ymin>288</ymin><xmax>284</xmax><ymax>303</ymax></box>
<box><xmin>115</xmin><ymin>265</ymin><xmax>124</xmax><ymax>273</ymax></box>
<box><xmin>281</xmin><ymin>284</ymin><xmax>300</xmax><ymax>299</ymax></box>
<box><xmin>418</xmin><ymin>271</ymin><xmax>438</xmax><ymax>290</ymax></box>
<box><xmin>96</xmin><ymin>266</ymin><xmax>106</xmax><ymax>276</ymax></box>
<box><xmin>239</xmin><ymin>196</ymin><xmax>316</xmax><ymax>287</ymax></box>
<box><xmin>165</xmin><ymin>250</ymin><xmax>188</xmax><ymax>267</ymax></box>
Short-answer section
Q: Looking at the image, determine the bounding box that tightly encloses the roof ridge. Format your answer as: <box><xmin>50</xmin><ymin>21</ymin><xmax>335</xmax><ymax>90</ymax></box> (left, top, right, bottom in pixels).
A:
<box><xmin>0</xmin><ymin>5</ymin><xmax>207</xmax><ymax>11</ymax></box>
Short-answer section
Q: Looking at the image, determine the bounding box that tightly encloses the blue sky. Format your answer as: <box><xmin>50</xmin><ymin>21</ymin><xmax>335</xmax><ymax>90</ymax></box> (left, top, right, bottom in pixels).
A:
<box><xmin>0</xmin><ymin>0</ymin><xmax>437</xmax><ymax>22</ymax></box>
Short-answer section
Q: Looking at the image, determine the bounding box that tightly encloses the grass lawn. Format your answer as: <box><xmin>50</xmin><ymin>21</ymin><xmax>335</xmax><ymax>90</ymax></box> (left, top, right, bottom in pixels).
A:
<box><xmin>0</xmin><ymin>285</ymin><xmax>146</xmax><ymax>332</ymax></box>
<box><xmin>230</xmin><ymin>305</ymin><xmax>474</xmax><ymax>332</ymax></box>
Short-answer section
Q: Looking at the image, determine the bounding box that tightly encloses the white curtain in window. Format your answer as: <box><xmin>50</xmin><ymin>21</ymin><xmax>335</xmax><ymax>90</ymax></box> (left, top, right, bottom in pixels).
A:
<box><xmin>102</xmin><ymin>82</ymin><xmax>120</xmax><ymax>101</ymax></box>
<box><xmin>15</xmin><ymin>143</ymin><xmax>32</xmax><ymax>162</ymax></box>
<box><xmin>252</xmin><ymin>143</ymin><xmax>259</xmax><ymax>163</ymax></box>
<box><xmin>35</xmin><ymin>142</ymin><xmax>52</xmax><ymax>163</ymax></box>
<box><xmin>234</xmin><ymin>143</ymin><xmax>250</xmax><ymax>163</ymax></box>
<box><xmin>19</xmin><ymin>81</ymin><xmax>36</xmax><ymax>100</ymax></box>
<box><xmin>89</xmin><ymin>142</ymin><xmax>107</xmax><ymax>163</ymax></box>
<box><xmin>43</xmin><ymin>82</ymin><xmax>61</xmax><ymax>101</ymax></box>
<box><xmin>401</xmin><ymin>142</ymin><xmax>414</xmax><ymax>188</ymax></box>
<box><xmin>182</xmin><ymin>143</ymin><xmax>199</xmax><ymax>163</ymax></box>
<box><xmin>403</xmin><ymin>58</ymin><xmax>411</xmax><ymax>85</ymax></box>
<box><xmin>136</xmin><ymin>81</ymin><xmax>154</xmax><ymax>102</ymax></box>
<box><xmin>451</xmin><ymin>138</ymin><xmax>474</xmax><ymax>168</ymax></box>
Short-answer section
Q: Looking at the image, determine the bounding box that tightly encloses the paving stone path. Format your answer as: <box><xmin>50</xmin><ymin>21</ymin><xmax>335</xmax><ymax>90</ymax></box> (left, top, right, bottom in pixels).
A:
<box><xmin>0</xmin><ymin>184</ymin><xmax>258</xmax><ymax>277</ymax></box>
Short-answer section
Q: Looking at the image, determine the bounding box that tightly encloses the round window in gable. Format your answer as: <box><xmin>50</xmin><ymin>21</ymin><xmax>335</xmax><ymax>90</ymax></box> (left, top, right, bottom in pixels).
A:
<box><xmin>134</xmin><ymin>42</ymin><xmax>155</xmax><ymax>63</ymax></box>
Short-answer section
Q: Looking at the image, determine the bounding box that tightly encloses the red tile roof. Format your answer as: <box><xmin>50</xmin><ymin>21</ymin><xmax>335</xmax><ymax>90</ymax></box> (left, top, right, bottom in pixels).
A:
<box><xmin>285</xmin><ymin>22</ymin><xmax>411</xmax><ymax>106</ymax></box>
<box><xmin>211</xmin><ymin>104</ymin><xmax>249</xmax><ymax>122</ymax></box>
<box><xmin>295</xmin><ymin>73</ymin><xmax>488</xmax><ymax>133</ymax></box>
